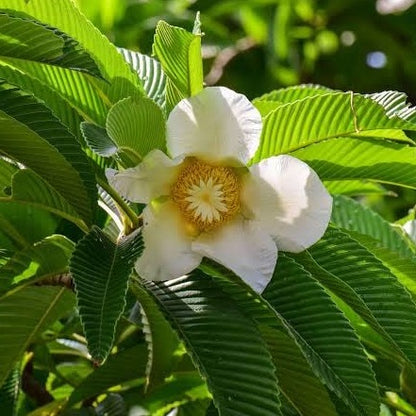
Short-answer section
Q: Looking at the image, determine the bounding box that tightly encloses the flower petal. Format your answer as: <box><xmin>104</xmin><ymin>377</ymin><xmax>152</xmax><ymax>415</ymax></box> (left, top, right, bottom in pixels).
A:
<box><xmin>106</xmin><ymin>149</ymin><xmax>182</xmax><ymax>203</ymax></box>
<box><xmin>192</xmin><ymin>218</ymin><xmax>277</xmax><ymax>293</ymax></box>
<box><xmin>167</xmin><ymin>86</ymin><xmax>262</xmax><ymax>164</ymax></box>
<box><xmin>403</xmin><ymin>220</ymin><xmax>416</xmax><ymax>243</ymax></box>
<box><xmin>135</xmin><ymin>202</ymin><xmax>203</xmax><ymax>281</ymax></box>
<box><xmin>242</xmin><ymin>155</ymin><xmax>332</xmax><ymax>252</ymax></box>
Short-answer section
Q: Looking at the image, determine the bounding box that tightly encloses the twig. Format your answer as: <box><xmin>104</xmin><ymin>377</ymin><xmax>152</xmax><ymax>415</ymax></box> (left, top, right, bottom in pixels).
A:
<box><xmin>204</xmin><ymin>37</ymin><xmax>257</xmax><ymax>85</ymax></box>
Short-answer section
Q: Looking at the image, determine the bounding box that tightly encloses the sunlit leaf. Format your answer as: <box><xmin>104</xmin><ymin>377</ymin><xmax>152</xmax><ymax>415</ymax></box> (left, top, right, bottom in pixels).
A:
<box><xmin>153</xmin><ymin>20</ymin><xmax>203</xmax><ymax>108</ymax></box>
<box><xmin>118</xmin><ymin>48</ymin><xmax>166</xmax><ymax>108</ymax></box>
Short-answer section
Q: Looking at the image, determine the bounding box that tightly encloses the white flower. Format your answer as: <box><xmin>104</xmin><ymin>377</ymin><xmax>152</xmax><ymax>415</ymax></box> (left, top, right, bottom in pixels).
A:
<box><xmin>403</xmin><ymin>220</ymin><xmax>416</xmax><ymax>242</ymax></box>
<box><xmin>107</xmin><ymin>87</ymin><xmax>332</xmax><ymax>292</ymax></box>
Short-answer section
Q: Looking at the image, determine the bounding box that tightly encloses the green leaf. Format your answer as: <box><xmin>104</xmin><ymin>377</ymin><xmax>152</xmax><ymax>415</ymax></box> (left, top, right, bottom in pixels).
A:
<box><xmin>200</xmin><ymin>261</ymin><xmax>338</xmax><ymax>416</ymax></box>
<box><xmin>0</xmin><ymin>82</ymin><xmax>97</xmax><ymax>225</ymax></box>
<box><xmin>143</xmin><ymin>373</ymin><xmax>210</xmax><ymax>416</ymax></box>
<box><xmin>153</xmin><ymin>20</ymin><xmax>203</xmax><ymax>107</ymax></box>
<box><xmin>0</xmin><ymin>234</ymin><xmax>74</xmax><ymax>295</ymax></box>
<box><xmin>175</xmin><ymin>399</ymin><xmax>211</xmax><ymax>416</ymax></box>
<box><xmin>257</xmin><ymin>86</ymin><xmax>416</xmax><ymax>123</ymax></box>
<box><xmin>349</xmin><ymin>234</ymin><xmax>416</xmax><ymax>297</ymax></box>
<box><xmin>253</xmin><ymin>91</ymin><xmax>416</xmax><ymax>163</ymax></box>
<box><xmin>134</xmin><ymin>272</ymin><xmax>282</xmax><ymax>416</ymax></box>
<box><xmin>324</xmin><ymin>180</ymin><xmax>390</xmax><ymax>196</ymax></box>
<box><xmin>3</xmin><ymin>169</ymin><xmax>88</xmax><ymax>232</ymax></box>
<box><xmin>0</xmin><ymin>364</ymin><xmax>19</xmax><ymax>416</ymax></box>
<box><xmin>255</xmin><ymin>84</ymin><xmax>332</xmax><ymax>103</ymax></box>
<box><xmin>0</xmin><ymin>0</ymin><xmax>143</xmax><ymax>103</ymax></box>
<box><xmin>0</xmin><ymin>11</ymin><xmax>102</xmax><ymax>77</ymax></box>
<box><xmin>106</xmin><ymin>96</ymin><xmax>166</xmax><ymax>164</ymax></box>
<box><xmin>81</xmin><ymin>122</ymin><xmax>117</xmax><ymax>158</ymax></box>
<box><xmin>305</xmin><ymin>226</ymin><xmax>416</xmax><ymax>368</ymax></box>
<box><xmin>0</xmin><ymin>65</ymin><xmax>83</xmax><ymax>139</ymax></box>
<box><xmin>68</xmin><ymin>344</ymin><xmax>148</xmax><ymax>406</ymax></box>
<box><xmin>0</xmin><ymin>202</ymin><xmax>57</xmax><ymax>250</ymax></box>
<box><xmin>263</xmin><ymin>255</ymin><xmax>380</xmax><ymax>416</ymax></box>
<box><xmin>118</xmin><ymin>48</ymin><xmax>166</xmax><ymax>108</ymax></box>
<box><xmin>131</xmin><ymin>284</ymin><xmax>180</xmax><ymax>393</ymax></box>
<box><xmin>292</xmin><ymin>137</ymin><xmax>416</xmax><ymax>188</ymax></box>
<box><xmin>0</xmin><ymin>286</ymin><xmax>75</xmax><ymax>386</ymax></box>
<box><xmin>95</xmin><ymin>393</ymin><xmax>126</xmax><ymax>416</ymax></box>
<box><xmin>69</xmin><ymin>227</ymin><xmax>143</xmax><ymax>363</ymax></box>
<box><xmin>331</xmin><ymin>195</ymin><xmax>414</xmax><ymax>257</ymax></box>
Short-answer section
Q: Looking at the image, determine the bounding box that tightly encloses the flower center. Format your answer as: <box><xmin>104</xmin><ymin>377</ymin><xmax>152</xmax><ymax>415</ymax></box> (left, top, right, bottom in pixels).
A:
<box><xmin>171</xmin><ymin>159</ymin><xmax>240</xmax><ymax>232</ymax></box>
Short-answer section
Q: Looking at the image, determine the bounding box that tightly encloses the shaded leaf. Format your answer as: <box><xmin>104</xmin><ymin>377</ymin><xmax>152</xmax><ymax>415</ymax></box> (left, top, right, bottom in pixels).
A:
<box><xmin>0</xmin><ymin>286</ymin><xmax>75</xmax><ymax>386</ymax></box>
<box><xmin>200</xmin><ymin>261</ymin><xmax>338</xmax><ymax>416</ymax></box>
<box><xmin>134</xmin><ymin>272</ymin><xmax>282</xmax><ymax>416</ymax></box>
<box><xmin>0</xmin><ymin>234</ymin><xmax>74</xmax><ymax>295</ymax></box>
<box><xmin>263</xmin><ymin>255</ymin><xmax>380</xmax><ymax>416</ymax></box>
<box><xmin>68</xmin><ymin>344</ymin><xmax>148</xmax><ymax>406</ymax></box>
<box><xmin>0</xmin><ymin>82</ymin><xmax>97</xmax><ymax>224</ymax></box>
<box><xmin>69</xmin><ymin>227</ymin><xmax>143</xmax><ymax>363</ymax></box>
<box><xmin>305</xmin><ymin>226</ymin><xmax>416</xmax><ymax>368</ymax></box>
<box><xmin>81</xmin><ymin>122</ymin><xmax>117</xmax><ymax>158</ymax></box>
<box><xmin>331</xmin><ymin>195</ymin><xmax>414</xmax><ymax>257</ymax></box>
<box><xmin>131</xmin><ymin>284</ymin><xmax>180</xmax><ymax>393</ymax></box>
<box><xmin>4</xmin><ymin>169</ymin><xmax>87</xmax><ymax>232</ymax></box>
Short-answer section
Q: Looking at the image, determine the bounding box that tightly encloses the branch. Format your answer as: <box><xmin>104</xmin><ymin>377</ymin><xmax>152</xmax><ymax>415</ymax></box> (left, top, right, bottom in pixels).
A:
<box><xmin>204</xmin><ymin>37</ymin><xmax>257</xmax><ymax>85</ymax></box>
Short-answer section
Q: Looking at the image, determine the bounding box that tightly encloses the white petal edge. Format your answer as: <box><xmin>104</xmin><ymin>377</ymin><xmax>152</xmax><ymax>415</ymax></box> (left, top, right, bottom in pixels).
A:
<box><xmin>242</xmin><ymin>155</ymin><xmax>332</xmax><ymax>252</ymax></box>
<box><xmin>106</xmin><ymin>149</ymin><xmax>182</xmax><ymax>203</ymax></box>
<box><xmin>403</xmin><ymin>220</ymin><xmax>416</xmax><ymax>243</ymax></box>
<box><xmin>192</xmin><ymin>218</ymin><xmax>278</xmax><ymax>293</ymax></box>
<box><xmin>135</xmin><ymin>202</ymin><xmax>203</xmax><ymax>281</ymax></box>
<box><xmin>167</xmin><ymin>86</ymin><xmax>262</xmax><ymax>165</ymax></box>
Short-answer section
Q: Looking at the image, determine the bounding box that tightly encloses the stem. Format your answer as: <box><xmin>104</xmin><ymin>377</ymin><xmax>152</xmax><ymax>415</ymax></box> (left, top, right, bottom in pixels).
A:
<box><xmin>383</xmin><ymin>392</ymin><xmax>416</xmax><ymax>416</ymax></box>
<box><xmin>96</xmin><ymin>176</ymin><xmax>140</xmax><ymax>231</ymax></box>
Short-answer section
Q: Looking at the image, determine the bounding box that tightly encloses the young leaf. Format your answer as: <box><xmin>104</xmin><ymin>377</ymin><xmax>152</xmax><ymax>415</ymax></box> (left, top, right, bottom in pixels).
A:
<box><xmin>134</xmin><ymin>272</ymin><xmax>282</xmax><ymax>416</ymax></box>
<box><xmin>118</xmin><ymin>48</ymin><xmax>166</xmax><ymax>108</ymax></box>
<box><xmin>106</xmin><ymin>96</ymin><xmax>166</xmax><ymax>164</ymax></box>
<box><xmin>81</xmin><ymin>122</ymin><xmax>117</xmax><ymax>158</ymax></box>
<box><xmin>153</xmin><ymin>20</ymin><xmax>203</xmax><ymax>106</ymax></box>
<box><xmin>0</xmin><ymin>286</ymin><xmax>75</xmax><ymax>386</ymax></box>
<box><xmin>69</xmin><ymin>227</ymin><xmax>143</xmax><ymax>363</ymax></box>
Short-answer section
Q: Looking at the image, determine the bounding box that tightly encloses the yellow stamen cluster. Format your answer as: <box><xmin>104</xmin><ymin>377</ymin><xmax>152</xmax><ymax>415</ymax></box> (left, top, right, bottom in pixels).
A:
<box><xmin>171</xmin><ymin>159</ymin><xmax>240</xmax><ymax>232</ymax></box>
